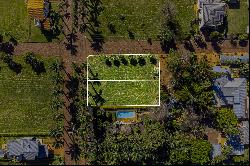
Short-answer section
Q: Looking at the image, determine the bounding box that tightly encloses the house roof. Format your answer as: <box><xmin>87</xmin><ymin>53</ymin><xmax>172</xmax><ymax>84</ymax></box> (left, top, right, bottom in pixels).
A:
<box><xmin>211</xmin><ymin>144</ymin><xmax>222</xmax><ymax>158</ymax></box>
<box><xmin>199</xmin><ymin>0</ymin><xmax>226</xmax><ymax>28</ymax></box>
<box><xmin>227</xmin><ymin>135</ymin><xmax>245</xmax><ymax>155</ymax></box>
<box><xmin>27</xmin><ymin>0</ymin><xmax>44</xmax><ymax>9</ymax></box>
<box><xmin>239</xmin><ymin>121</ymin><xmax>249</xmax><ymax>145</ymax></box>
<box><xmin>213</xmin><ymin>76</ymin><xmax>247</xmax><ymax>119</ymax></box>
<box><xmin>212</xmin><ymin>66</ymin><xmax>231</xmax><ymax>74</ymax></box>
<box><xmin>7</xmin><ymin>137</ymin><xmax>39</xmax><ymax>161</ymax></box>
<box><xmin>220</xmin><ymin>55</ymin><xmax>249</xmax><ymax>64</ymax></box>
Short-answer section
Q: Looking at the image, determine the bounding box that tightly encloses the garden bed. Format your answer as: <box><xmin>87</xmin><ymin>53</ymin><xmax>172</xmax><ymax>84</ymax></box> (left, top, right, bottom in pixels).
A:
<box><xmin>0</xmin><ymin>55</ymin><xmax>58</xmax><ymax>133</ymax></box>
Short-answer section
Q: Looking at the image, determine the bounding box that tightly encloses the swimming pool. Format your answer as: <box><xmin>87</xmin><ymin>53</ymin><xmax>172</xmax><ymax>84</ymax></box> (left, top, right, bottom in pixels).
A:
<box><xmin>116</xmin><ymin>111</ymin><xmax>136</xmax><ymax>119</ymax></box>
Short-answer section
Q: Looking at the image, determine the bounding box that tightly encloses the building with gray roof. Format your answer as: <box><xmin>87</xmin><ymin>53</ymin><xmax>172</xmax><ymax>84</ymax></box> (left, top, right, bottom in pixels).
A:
<box><xmin>212</xmin><ymin>66</ymin><xmax>231</xmax><ymax>74</ymax></box>
<box><xmin>198</xmin><ymin>0</ymin><xmax>227</xmax><ymax>29</ymax></box>
<box><xmin>220</xmin><ymin>54</ymin><xmax>249</xmax><ymax>64</ymax></box>
<box><xmin>6</xmin><ymin>137</ymin><xmax>48</xmax><ymax>161</ymax></box>
<box><xmin>213</xmin><ymin>76</ymin><xmax>248</xmax><ymax>119</ymax></box>
<box><xmin>211</xmin><ymin>144</ymin><xmax>222</xmax><ymax>158</ymax></box>
<box><xmin>239</xmin><ymin>121</ymin><xmax>249</xmax><ymax>145</ymax></box>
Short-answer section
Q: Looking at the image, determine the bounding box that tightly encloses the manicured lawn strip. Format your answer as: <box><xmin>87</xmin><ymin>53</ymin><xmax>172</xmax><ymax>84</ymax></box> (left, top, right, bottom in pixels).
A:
<box><xmin>227</xmin><ymin>0</ymin><xmax>249</xmax><ymax>34</ymax></box>
<box><xmin>99</xmin><ymin>0</ymin><xmax>196</xmax><ymax>39</ymax></box>
<box><xmin>0</xmin><ymin>56</ymin><xmax>57</xmax><ymax>133</ymax></box>
<box><xmin>88</xmin><ymin>81</ymin><xmax>159</xmax><ymax>106</ymax></box>
<box><xmin>88</xmin><ymin>55</ymin><xmax>159</xmax><ymax>80</ymax></box>
<box><xmin>0</xmin><ymin>0</ymin><xmax>29</xmax><ymax>42</ymax></box>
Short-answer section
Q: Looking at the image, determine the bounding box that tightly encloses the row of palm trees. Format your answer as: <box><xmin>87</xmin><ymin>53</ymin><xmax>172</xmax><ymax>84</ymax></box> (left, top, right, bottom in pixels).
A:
<box><xmin>49</xmin><ymin>59</ymin><xmax>65</xmax><ymax>150</ymax></box>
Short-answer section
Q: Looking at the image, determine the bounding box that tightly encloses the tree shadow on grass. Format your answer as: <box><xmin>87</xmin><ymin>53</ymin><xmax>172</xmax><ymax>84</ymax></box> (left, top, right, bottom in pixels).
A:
<box><xmin>66</xmin><ymin>76</ymin><xmax>79</xmax><ymax>98</ymax></box>
<box><xmin>108</xmin><ymin>22</ymin><xmax>116</xmax><ymax>34</ymax></box>
<box><xmin>120</xmin><ymin>57</ymin><xmax>128</xmax><ymax>65</ymax></box>
<box><xmin>138</xmin><ymin>57</ymin><xmax>146</xmax><ymax>66</ymax></box>
<box><xmin>113</xmin><ymin>59</ymin><xmax>120</xmax><ymax>67</ymax></box>
<box><xmin>105</xmin><ymin>59</ymin><xmax>112</xmax><ymax>67</ymax></box>
<box><xmin>127</xmin><ymin>30</ymin><xmax>135</xmax><ymax>39</ymax></box>
<box><xmin>1</xmin><ymin>55</ymin><xmax>22</xmax><ymax>74</ymax></box>
<box><xmin>89</xmin><ymin>82</ymin><xmax>105</xmax><ymax>106</ymax></box>
<box><xmin>130</xmin><ymin>58</ymin><xmax>138</xmax><ymax>66</ymax></box>
<box><xmin>150</xmin><ymin>57</ymin><xmax>157</xmax><ymax>65</ymax></box>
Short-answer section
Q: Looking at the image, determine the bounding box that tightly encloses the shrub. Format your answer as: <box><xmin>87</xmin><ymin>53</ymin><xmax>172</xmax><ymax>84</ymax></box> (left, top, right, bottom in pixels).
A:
<box><xmin>120</xmin><ymin>57</ymin><xmax>128</xmax><ymax>65</ymax></box>
<box><xmin>113</xmin><ymin>59</ymin><xmax>120</xmax><ymax>67</ymax></box>
<box><xmin>150</xmin><ymin>56</ymin><xmax>157</xmax><ymax>65</ymax></box>
<box><xmin>130</xmin><ymin>57</ymin><xmax>137</xmax><ymax>66</ymax></box>
<box><xmin>210</xmin><ymin>31</ymin><xmax>222</xmax><ymax>41</ymax></box>
<box><xmin>105</xmin><ymin>59</ymin><xmax>112</xmax><ymax>67</ymax></box>
<box><xmin>238</xmin><ymin>33</ymin><xmax>248</xmax><ymax>41</ymax></box>
<box><xmin>138</xmin><ymin>57</ymin><xmax>146</xmax><ymax>66</ymax></box>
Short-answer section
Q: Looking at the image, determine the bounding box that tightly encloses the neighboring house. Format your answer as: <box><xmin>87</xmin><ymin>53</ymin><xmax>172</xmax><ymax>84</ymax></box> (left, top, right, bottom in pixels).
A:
<box><xmin>6</xmin><ymin>137</ymin><xmax>48</xmax><ymax>161</ymax></box>
<box><xmin>220</xmin><ymin>54</ymin><xmax>249</xmax><ymax>65</ymax></box>
<box><xmin>27</xmin><ymin>0</ymin><xmax>51</xmax><ymax>30</ymax></box>
<box><xmin>212</xmin><ymin>66</ymin><xmax>231</xmax><ymax>74</ymax></box>
<box><xmin>239</xmin><ymin>121</ymin><xmax>249</xmax><ymax>145</ymax></box>
<box><xmin>227</xmin><ymin>135</ymin><xmax>245</xmax><ymax>155</ymax></box>
<box><xmin>198</xmin><ymin>0</ymin><xmax>227</xmax><ymax>29</ymax></box>
<box><xmin>213</xmin><ymin>76</ymin><xmax>248</xmax><ymax>120</ymax></box>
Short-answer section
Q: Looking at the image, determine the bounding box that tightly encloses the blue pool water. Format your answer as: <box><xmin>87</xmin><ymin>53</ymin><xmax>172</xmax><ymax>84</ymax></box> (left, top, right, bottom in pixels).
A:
<box><xmin>116</xmin><ymin>111</ymin><xmax>136</xmax><ymax>119</ymax></box>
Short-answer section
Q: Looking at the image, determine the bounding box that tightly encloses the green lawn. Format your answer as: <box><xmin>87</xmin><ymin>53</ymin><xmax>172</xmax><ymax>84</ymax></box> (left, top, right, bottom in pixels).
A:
<box><xmin>99</xmin><ymin>0</ymin><xmax>196</xmax><ymax>39</ymax></box>
<box><xmin>87</xmin><ymin>55</ymin><xmax>159</xmax><ymax>80</ymax></box>
<box><xmin>88</xmin><ymin>81</ymin><xmax>159</xmax><ymax>106</ymax></box>
<box><xmin>0</xmin><ymin>0</ymin><xmax>62</xmax><ymax>42</ymax></box>
<box><xmin>87</xmin><ymin>54</ymin><xmax>160</xmax><ymax>106</ymax></box>
<box><xmin>0</xmin><ymin>0</ymin><xmax>29</xmax><ymax>42</ymax></box>
<box><xmin>0</xmin><ymin>56</ymin><xmax>57</xmax><ymax>133</ymax></box>
<box><xmin>228</xmin><ymin>0</ymin><xmax>249</xmax><ymax>34</ymax></box>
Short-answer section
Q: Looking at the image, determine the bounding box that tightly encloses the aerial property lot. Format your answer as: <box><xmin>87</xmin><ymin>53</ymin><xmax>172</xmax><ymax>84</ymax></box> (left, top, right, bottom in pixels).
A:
<box><xmin>99</xmin><ymin>0</ymin><xmax>196</xmax><ymax>39</ymax></box>
<box><xmin>227</xmin><ymin>0</ymin><xmax>249</xmax><ymax>34</ymax></box>
<box><xmin>0</xmin><ymin>55</ymin><xmax>56</xmax><ymax>133</ymax></box>
<box><xmin>87</xmin><ymin>54</ymin><xmax>160</xmax><ymax>107</ymax></box>
<box><xmin>0</xmin><ymin>0</ymin><xmax>61</xmax><ymax>42</ymax></box>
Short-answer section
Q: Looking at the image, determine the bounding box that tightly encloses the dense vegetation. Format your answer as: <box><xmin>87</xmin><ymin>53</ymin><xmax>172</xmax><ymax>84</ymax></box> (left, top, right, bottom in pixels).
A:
<box><xmin>70</xmin><ymin>51</ymin><xmax>246</xmax><ymax>165</ymax></box>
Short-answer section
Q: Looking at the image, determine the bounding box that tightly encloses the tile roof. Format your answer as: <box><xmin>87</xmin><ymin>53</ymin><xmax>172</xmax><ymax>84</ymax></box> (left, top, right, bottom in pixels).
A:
<box><xmin>7</xmin><ymin>138</ymin><xmax>39</xmax><ymax>161</ymax></box>
<box><xmin>227</xmin><ymin>135</ymin><xmax>245</xmax><ymax>155</ymax></box>
<box><xmin>198</xmin><ymin>0</ymin><xmax>226</xmax><ymax>28</ymax></box>
<box><xmin>211</xmin><ymin>144</ymin><xmax>222</xmax><ymax>158</ymax></box>
<box><xmin>213</xmin><ymin>76</ymin><xmax>247</xmax><ymax>119</ymax></box>
<box><xmin>212</xmin><ymin>66</ymin><xmax>231</xmax><ymax>74</ymax></box>
<box><xmin>220</xmin><ymin>55</ymin><xmax>249</xmax><ymax>64</ymax></box>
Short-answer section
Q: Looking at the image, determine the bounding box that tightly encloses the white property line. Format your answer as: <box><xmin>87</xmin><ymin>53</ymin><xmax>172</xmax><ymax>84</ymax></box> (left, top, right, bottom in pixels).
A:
<box><xmin>86</xmin><ymin>54</ymin><xmax>161</xmax><ymax>107</ymax></box>
<box><xmin>88</xmin><ymin>80</ymin><xmax>158</xmax><ymax>82</ymax></box>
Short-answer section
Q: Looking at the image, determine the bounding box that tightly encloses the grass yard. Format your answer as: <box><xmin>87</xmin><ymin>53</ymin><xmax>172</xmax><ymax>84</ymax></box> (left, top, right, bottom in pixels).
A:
<box><xmin>88</xmin><ymin>81</ymin><xmax>159</xmax><ymax>106</ymax></box>
<box><xmin>87</xmin><ymin>55</ymin><xmax>159</xmax><ymax>80</ymax></box>
<box><xmin>227</xmin><ymin>0</ymin><xmax>249</xmax><ymax>34</ymax></box>
<box><xmin>0</xmin><ymin>0</ymin><xmax>62</xmax><ymax>42</ymax></box>
<box><xmin>0</xmin><ymin>55</ymin><xmax>57</xmax><ymax>133</ymax></box>
<box><xmin>87</xmin><ymin>54</ymin><xmax>160</xmax><ymax>106</ymax></box>
<box><xmin>99</xmin><ymin>0</ymin><xmax>196</xmax><ymax>39</ymax></box>
<box><xmin>0</xmin><ymin>0</ymin><xmax>29</xmax><ymax>42</ymax></box>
